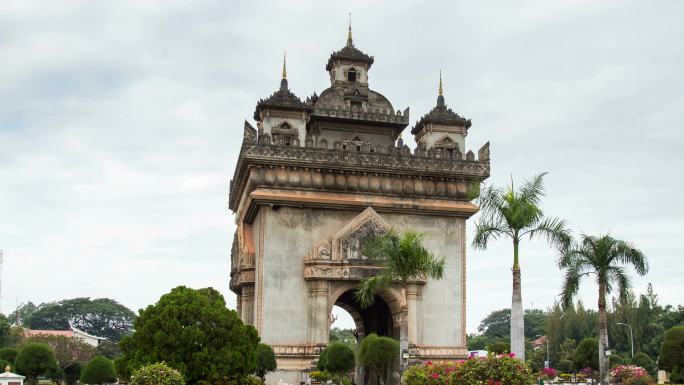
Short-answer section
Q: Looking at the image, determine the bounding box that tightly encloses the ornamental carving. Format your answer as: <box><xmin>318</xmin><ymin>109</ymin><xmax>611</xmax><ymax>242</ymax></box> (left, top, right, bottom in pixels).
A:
<box><xmin>332</xmin><ymin>207</ymin><xmax>390</xmax><ymax>260</ymax></box>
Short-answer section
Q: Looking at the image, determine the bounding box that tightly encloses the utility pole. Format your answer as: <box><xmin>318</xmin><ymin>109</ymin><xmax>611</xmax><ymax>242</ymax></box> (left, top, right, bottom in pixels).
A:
<box><xmin>616</xmin><ymin>322</ymin><xmax>634</xmax><ymax>358</ymax></box>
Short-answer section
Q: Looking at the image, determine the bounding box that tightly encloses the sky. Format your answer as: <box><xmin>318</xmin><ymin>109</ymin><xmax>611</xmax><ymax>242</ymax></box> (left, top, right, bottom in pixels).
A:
<box><xmin>1</xmin><ymin>0</ymin><xmax>683</xmax><ymax>334</ymax></box>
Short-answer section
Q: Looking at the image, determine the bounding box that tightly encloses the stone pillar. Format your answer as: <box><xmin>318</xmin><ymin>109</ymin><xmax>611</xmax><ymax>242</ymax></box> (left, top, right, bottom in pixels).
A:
<box><xmin>241</xmin><ymin>285</ymin><xmax>255</xmax><ymax>326</ymax></box>
<box><xmin>236</xmin><ymin>292</ymin><xmax>243</xmax><ymax>319</ymax></box>
<box><xmin>406</xmin><ymin>284</ymin><xmax>420</xmax><ymax>346</ymax></box>
<box><xmin>307</xmin><ymin>280</ymin><xmax>329</xmax><ymax>345</ymax></box>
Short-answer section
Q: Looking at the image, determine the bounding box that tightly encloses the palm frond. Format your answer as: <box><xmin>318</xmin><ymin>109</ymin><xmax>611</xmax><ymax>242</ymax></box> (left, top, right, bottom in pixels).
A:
<box><xmin>612</xmin><ymin>240</ymin><xmax>648</xmax><ymax>276</ymax></box>
<box><xmin>472</xmin><ymin>221</ymin><xmax>509</xmax><ymax>250</ymax></box>
<box><xmin>355</xmin><ymin>273</ymin><xmax>393</xmax><ymax>308</ymax></box>
<box><xmin>518</xmin><ymin>172</ymin><xmax>548</xmax><ymax>206</ymax></box>
<box><xmin>525</xmin><ymin>216</ymin><xmax>572</xmax><ymax>252</ymax></box>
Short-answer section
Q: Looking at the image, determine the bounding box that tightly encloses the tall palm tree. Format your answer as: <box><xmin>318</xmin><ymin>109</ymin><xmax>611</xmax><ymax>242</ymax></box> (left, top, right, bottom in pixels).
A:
<box><xmin>559</xmin><ymin>234</ymin><xmax>648</xmax><ymax>385</ymax></box>
<box><xmin>473</xmin><ymin>172</ymin><xmax>570</xmax><ymax>360</ymax></box>
<box><xmin>355</xmin><ymin>228</ymin><xmax>446</xmax><ymax>373</ymax></box>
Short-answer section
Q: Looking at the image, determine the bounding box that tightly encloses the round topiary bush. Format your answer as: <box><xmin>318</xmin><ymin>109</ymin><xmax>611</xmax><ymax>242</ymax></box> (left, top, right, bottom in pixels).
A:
<box><xmin>255</xmin><ymin>343</ymin><xmax>277</xmax><ymax>381</ymax></box>
<box><xmin>0</xmin><ymin>347</ymin><xmax>18</xmax><ymax>365</ymax></box>
<box><xmin>81</xmin><ymin>355</ymin><xmax>117</xmax><ymax>385</ymax></box>
<box><xmin>318</xmin><ymin>342</ymin><xmax>355</xmax><ymax>382</ymax></box>
<box><xmin>573</xmin><ymin>338</ymin><xmax>599</xmax><ymax>371</ymax></box>
<box><xmin>631</xmin><ymin>353</ymin><xmax>655</xmax><ymax>375</ymax></box>
<box><xmin>130</xmin><ymin>362</ymin><xmax>185</xmax><ymax>385</ymax></box>
<box><xmin>557</xmin><ymin>359</ymin><xmax>574</xmax><ymax>374</ymax></box>
<box><xmin>14</xmin><ymin>342</ymin><xmax>58</xmax><ymax>384</ymax></box>
<box><xmin>660</xmin><ymin>326</ymin><xmax>684</xmax><ymax>383</ymax></box>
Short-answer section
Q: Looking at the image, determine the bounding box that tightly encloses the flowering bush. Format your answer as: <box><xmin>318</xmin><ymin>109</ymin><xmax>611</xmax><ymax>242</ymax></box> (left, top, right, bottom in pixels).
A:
<box><xmin>610</xmin><ymin>365</ymin><xmax>651</xmax><ymax>385</ymax></box>
<box><xmin>130</xmin><ymin>362</ymin><xmax>185</xmax><ymax>385</ymax></box>
<box><xmin>402</xmin><ymin>354</ymin><xmax>535</xmax><ymax>385</ymax></box>
<box><xmin>539</xmin><ymin>368</ymin><xmax>557</xmax><ymax>380</ymax></box>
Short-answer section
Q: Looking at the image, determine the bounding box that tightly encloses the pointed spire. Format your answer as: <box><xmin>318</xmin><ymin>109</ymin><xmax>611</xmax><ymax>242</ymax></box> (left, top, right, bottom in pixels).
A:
<box><xmin>347</xmin><ymin>12</ymin><xmax>353</xmax><ymax>46</ymax></box>
<box><xmin>438</xmin><ymin>70</ymin><xmax>443</xmax><ymax>96</ymax></box>
<box><xmin>437</xmin><ymin>70</ymin><xmax>445</xmax><ymax>107</ymax></box>
<box><xmin>279</xmin><ymin>51</ymin><xmax>288</xmax><ymax>91</ymax></box>
<box><xmin>282</xmin><ymin>52</ymin><xmax>287</xmax><ymax>79</ymax></box>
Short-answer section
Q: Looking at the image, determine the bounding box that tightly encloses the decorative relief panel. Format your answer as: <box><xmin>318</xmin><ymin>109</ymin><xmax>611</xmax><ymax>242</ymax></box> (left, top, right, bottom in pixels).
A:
<box><xmin>331</xmin><ymin>207</ymin><xmax>390</xmax><ymax>260</ymax></box>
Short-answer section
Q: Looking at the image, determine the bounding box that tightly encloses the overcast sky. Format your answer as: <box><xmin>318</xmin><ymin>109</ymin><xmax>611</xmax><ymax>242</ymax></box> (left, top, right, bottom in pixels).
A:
<box><xmin>1</xmin><ymin>0</ymin><xmax>683</xmax><ymax>333</ymax></box>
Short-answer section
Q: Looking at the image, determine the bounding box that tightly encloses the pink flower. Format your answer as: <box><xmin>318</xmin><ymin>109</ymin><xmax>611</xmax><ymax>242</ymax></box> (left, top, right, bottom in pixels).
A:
<box><xmin>430</xmin><ymin>373</ymin><xmax>439</xmax><ymax>379</ymax></box>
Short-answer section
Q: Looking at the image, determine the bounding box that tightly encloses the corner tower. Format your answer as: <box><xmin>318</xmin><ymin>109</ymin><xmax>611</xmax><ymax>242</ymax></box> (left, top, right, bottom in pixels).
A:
<box><xmin>412</xmin><ymin>73</ymin><xmax>473</xmax><ymax>160</ymax></box>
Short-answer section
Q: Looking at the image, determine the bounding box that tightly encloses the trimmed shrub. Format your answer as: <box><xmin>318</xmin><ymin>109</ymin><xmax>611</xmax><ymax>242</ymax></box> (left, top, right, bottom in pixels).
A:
<box><xmin>318</xmin><ymin>342</ymin><xmax>355</xmax><ymax>384</ymax></box>
<box><xmin>573</xmin><ymin>338</ymin><xmax>599</xmax><ymax>371</ymax></box>
<box><xmin>81</xmin><ymin>355</ymin><xmax>117</xmax><ymax>385</ymax></box>
<box><xmin>130</xmin><ymin>362</ymin><xmax>185</xmax><ymax>385</ymax></box>
<box><xmin>359</xmin><ymin>334</ymin><xmax>398</xmax><ymax>385</ymax></box>
<box><xmin>256</xmin><ymin>343</ymin><xmax>277</xmax><ymax>381</ymax></box>
<box><xmin>630</xmin><ymin>353</ymin><xmax>655</xmax><ymax>375</ymax></box>
<box><xmin>557</xmin><ymin>359</ymin><xmax>574</xmax><ymax>374</ymax></box>
<box><xmin>660</xmin><ymin>326</ymin><xmax>684</xmax><ymax>381</ymax></box>
<box><xmin>14</xmin><ymin>342</ymin><xmax>58</xmax><ymax>384</ymax></box>
<box><xmin>403</xmin><ymin>354</ymin><xmax>535</xmax><ymax>385</ymax></box>
<box><xmin>64</xmin><ymin>362</ymin><xmax>82</xmax><ymax>385</ymax></box>
<box><xmin>0</xmin><ymin>347</ymin><xmax>18</xmax><ymax>364</ymax></box>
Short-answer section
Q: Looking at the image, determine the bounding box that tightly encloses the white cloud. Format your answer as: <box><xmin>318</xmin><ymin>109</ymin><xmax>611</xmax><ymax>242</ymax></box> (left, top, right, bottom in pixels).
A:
<box><xmin>1</xmin><ymin>0</ymin><xmax>683</xmax><ymax>333</ymax></box>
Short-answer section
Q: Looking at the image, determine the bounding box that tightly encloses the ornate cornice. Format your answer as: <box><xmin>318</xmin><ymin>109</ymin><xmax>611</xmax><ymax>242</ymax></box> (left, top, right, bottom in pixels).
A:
<box><xmin>409</xmin><ymin>345</ymin><xmax>469</xmax><ymax>359</ymax></box>
<box><xmin>229</xmin><ymin>142</ymin><xmax>489</xmax><ymax>212</ymax></box>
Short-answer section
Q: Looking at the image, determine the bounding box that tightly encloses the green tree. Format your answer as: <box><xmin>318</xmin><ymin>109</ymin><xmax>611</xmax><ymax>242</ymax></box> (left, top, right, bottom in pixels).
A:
<box><xmin>25</xmin><ymin>334</ymin><xmax>96</xmax><ymax>371</ymax></box>
<box><xmin>130</xmin><ymin>362</ymin><xmax>185</xmax><ymax>385</ymax></box>
<box><xmin>0</xmin><ymin>347</ymin><xmax>18</xmax><ymax>365</ymax></box>
<box><xmin>14</xmin><ymin>342</ymin><xmax>58</xmax><ymax>385</ymax></box>
<box><xmin>478</xmin><ymin>309</ymin><xmax>510</xmax><ymax>338</ymax></box>
<box><xmin>358</xmin><ymin>334</ymin><xmax>399</xmax><ymax>385</ymax></box>
<box><xmin>355</xmin><ymin>228</ymin><xmax>445</xmax><ymax>372</ymax></box>
<box><xmin>118</xmin><ymin>286</ymin><xmax>259</xmax><ymax>385</ymax></box>
<box><xmin>0</xmin><ymin>314</ymin><xmax>11</xmax><ymax>347</ymax></box>
<box><xmin>255</xmin><ymin>343</ymin><xmax>277</xmax><ymax>382</ymax></box>
<box><xmin>473</xmin><ymin>173</ymin><xmax>571</xmax><ymax>360</ymax></box>
<box><xmin>660</xmin><ymin>326</ymin><xmax>684</xmax><ymax>382</ymax></box>
<box><xmin>318</xmin><ymin>343</ymin><xmax>355</xmax><ymax>385</ymax></box>
<box><xmin>5</xmin><ymin>325</ymin><xmax>25</xmax><ymax>347</ymax></box>
<box><xmin>559</xmin><ymin>234</ymin><xmax>648</xmax><ymax>385</ymax></box>
<box><xmin>467</xmin><ymin>333</ymin><xmax>494</xmax><ymax>351</ymax></box>
<box><xmin>27</xmin><ymin>297</ymin><xmax>136</xmax><ymax>341</ymax></box>
<box><xmin>8</xmin><ymin>301</ymin><xmax>37</xmax><ymax>327</ymax></box>
<box><xmin>557</xmin><ymin>359</ymin><xmax>574</xmax><ymax>374</ymax></box>
<box><xmin>96</xmin><ymin>340</ymin><xmax>121</xmax><ymax>359</ymax></box>
<box><xmin>81</xmin><ymin>355</ymin><xmax>116</xmax><ymax>384</ymax></box>
<box><xmin>573</xmin><ymin>337</ymin><xmax>599</xmax><ymax>372</ymax></box>
<box><xmin>487</xmin><ymin>341</ymin><xmax>510</xmax><ymax>354</ymax></box>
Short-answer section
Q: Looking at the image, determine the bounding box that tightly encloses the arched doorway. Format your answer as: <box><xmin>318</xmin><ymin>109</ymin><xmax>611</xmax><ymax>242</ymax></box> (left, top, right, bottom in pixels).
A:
<box><xmin>329</xmin><ymin>288</ymin><xmax>400</xmax><ymax>385</ymax></box>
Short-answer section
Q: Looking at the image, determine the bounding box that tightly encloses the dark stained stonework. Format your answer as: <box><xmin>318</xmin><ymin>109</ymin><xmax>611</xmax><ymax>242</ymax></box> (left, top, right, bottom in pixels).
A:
<box><xmin>253</xmin><ymin>79</ymin><xmax>311</xmax><ymax>121</ymax></box>
<box><xmin>411</xmin><ymin>102</ymin><xmax>472</xmax><ymax>135</ymax></box>
<box><xmin>325</xmin><ymin>44</ymin><xmax>374</xmax><ymax>71</ymax></box>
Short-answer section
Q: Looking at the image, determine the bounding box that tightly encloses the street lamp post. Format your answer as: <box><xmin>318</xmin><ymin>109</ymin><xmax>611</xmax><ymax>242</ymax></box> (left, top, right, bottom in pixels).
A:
<box><xmin>537</xmin><ymin>335</ymin><xmax>550</xmax><ymax>368</ymax></box>
<box><xmin>616</xmin><ymin>322</ymin><xmax>634</xmax><ymax>358</ymax></box>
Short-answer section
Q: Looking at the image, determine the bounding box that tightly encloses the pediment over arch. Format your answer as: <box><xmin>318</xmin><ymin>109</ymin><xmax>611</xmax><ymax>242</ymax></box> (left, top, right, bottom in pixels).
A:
<box><xmin>332</xmin><ymin>207</ymin><xmax>390</xmax><ymax>260</ymax></box>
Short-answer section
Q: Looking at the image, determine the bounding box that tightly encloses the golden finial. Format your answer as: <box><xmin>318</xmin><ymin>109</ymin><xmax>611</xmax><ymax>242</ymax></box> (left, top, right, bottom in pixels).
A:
<box><xmin>347</xmin><ymin>13</ymin><xmax>353</xmax><ymax>46</ymax></box>
<box><xmin>438</xmin><ymin>70</ymin><xmax>443</xmax><ymax>96</ymax></box>
<box><xmin>4</xmin><ymin>365</ymin><xmax>10</xmax><ymax>373</ymax></box>
<box><xmin>282</xmin><ymin>52</ymin><xmax>287</xmax><ymax>79</ymax></box>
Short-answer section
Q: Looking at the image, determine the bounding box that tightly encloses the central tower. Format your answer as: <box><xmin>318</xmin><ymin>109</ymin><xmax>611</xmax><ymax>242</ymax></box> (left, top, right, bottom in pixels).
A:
<box><xmin>229</xmin><ymin>28</ymin><xmax>490</xmax><ymax>385</ymax></box>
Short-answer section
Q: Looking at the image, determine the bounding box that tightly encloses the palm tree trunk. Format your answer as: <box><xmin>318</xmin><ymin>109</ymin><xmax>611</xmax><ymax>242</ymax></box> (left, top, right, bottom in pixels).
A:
<box><xmin>598</xmin><ymin>283</ymin><xmax>610</xmax><ymax>385</ymax></box>
<box><xmin>399</xmin><ymin>284</ymin><xmax>408</xmax><ymax>375</ymax></box>
<box><xmin>511</xmin><ymin>240</ymin><xmax>525</xmax><ymax>360</ymax></box>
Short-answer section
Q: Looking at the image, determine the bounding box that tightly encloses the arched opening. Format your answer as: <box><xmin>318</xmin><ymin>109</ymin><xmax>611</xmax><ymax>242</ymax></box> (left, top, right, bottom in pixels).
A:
<box><xmin>329</xmin><ymin>289</ymin><xmax>399</xmax><ymax>385</ymax></box>
<box><xmin>348</xmin><ymin>68</ymin><xmax>357</xmax><ymax>82</ymax></box>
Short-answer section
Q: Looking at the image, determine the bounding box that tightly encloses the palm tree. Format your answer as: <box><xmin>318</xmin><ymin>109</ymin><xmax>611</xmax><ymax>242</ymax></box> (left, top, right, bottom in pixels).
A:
<box><xmin>473</xmin><ymin>172</ymin><xmax>570</xmax><ymax>360</ymax></box>
<box><xmin>355</xmin><ymin>228</ymin><xmax>446</xmax><ymax>373</ymax></box>
<box><xmin>559</xmin><ymin>234</ymin><xmax>648</xmax><ymax>385</ymax></box>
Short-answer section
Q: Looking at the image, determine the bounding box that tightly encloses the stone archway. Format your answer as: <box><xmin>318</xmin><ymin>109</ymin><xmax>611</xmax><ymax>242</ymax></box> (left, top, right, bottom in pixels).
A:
<box><xmin>328</xmin><ymin>282</ymin><xmax>402</xmax><ymax>385</ymax></box>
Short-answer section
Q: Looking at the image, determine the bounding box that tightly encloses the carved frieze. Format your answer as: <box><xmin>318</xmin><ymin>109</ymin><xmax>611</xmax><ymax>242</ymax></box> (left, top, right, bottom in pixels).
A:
<box><xmin>228</xmin><ymin>142</ymin><xmax>490</xmax><ymax>212</ymax></box>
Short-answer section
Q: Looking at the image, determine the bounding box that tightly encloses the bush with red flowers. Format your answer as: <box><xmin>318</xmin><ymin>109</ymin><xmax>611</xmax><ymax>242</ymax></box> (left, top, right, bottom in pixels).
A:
<box><xmin>610</xmin><ymin>365</ymin><xmax>653</xmax><ymax>385</ymax></box>
<box><xmin>402</xmin><ymin>354</ymin><xmax>536</xmax><ymax>385</ymax></box>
